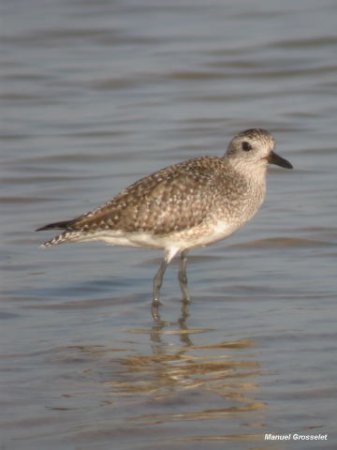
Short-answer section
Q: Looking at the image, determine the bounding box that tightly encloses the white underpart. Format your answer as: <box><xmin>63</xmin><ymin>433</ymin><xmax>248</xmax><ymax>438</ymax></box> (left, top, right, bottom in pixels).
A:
<box><xmin>73</xmin><ymin>218</ymin><xmax>242</xmax><ymax>262</ymax></box>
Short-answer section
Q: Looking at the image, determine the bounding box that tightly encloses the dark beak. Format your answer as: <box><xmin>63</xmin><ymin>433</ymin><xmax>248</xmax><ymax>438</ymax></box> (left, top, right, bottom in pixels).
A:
<box><xmin>268</xmin><ymin>151</ymin><xmax>293</xmax><ymax>169</ymax></box>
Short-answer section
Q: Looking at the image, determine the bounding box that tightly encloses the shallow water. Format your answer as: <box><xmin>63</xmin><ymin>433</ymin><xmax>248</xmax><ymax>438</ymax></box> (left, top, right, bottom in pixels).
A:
<box><xmin>1</xmin><ymin>0</ymin><xmax>337</xmax><ymax>449</ymax></box>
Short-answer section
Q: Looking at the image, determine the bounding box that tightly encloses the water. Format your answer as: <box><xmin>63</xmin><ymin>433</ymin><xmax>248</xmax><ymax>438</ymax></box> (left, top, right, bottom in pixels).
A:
<box><xmin>1</xmin><ymin>0</ymin><xmax>337</xmax><ymax>449</ymax></box>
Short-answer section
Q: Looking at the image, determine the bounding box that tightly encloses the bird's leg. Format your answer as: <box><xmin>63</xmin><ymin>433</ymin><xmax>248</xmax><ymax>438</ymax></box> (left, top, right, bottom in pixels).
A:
<box><xmin>178</xmin><ymin>251</ymin><xmax>190</xmax><ymax>302</ymax></box>
<box><xmin>153</xmin><ymin>257</ymin><xmax>168</xmax><ymax>302</ymax></box>
<box><xmin>152</xmin><ymin>257</ymin><xmax>168</xmax><ymax>320</ymax></box>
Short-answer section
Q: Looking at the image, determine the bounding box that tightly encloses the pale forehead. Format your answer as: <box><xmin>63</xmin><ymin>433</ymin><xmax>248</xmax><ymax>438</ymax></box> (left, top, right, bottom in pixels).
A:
<box><xmin>236</xmin><ymin>128</ymin><xmax>275</xmax><ymax>146</ymax></box>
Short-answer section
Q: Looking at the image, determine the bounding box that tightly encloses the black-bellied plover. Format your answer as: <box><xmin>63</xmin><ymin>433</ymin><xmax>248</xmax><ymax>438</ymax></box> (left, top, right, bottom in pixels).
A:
<box><xmin>37</xmin><ymin>129</ymin><xmax>292</xmax><ymax>311</ymax></box>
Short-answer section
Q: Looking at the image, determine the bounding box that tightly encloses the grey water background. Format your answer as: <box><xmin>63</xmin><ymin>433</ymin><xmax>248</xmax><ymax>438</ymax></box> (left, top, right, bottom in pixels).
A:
<box><xmin>1</xmin><ymin>0</ymin><xmax>337</xmax><ymax>449</ymax></box>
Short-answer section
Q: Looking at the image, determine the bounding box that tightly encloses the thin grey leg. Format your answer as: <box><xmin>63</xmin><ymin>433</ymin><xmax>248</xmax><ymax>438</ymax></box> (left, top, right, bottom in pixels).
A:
<box><xmin>178</xmin><ymin>251</ymin><xmax>190</xmax><ymax>301</ymax></box>
<box><xmin>152</xmin><ymin>257</ymin><xmax>168</xmax><ymax>320</ymax></box>
<box><xmin>153</xmin><ymin>258</ymin><xmax>168</xmax><ymax>303</ymax></box>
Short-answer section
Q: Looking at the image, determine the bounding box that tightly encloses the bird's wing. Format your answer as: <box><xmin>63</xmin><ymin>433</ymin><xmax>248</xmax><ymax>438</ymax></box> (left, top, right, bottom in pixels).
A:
<box><xmin>69</xmin><ymin>157</ymin><xmax>227</xmax><ymax>235</ymax></box>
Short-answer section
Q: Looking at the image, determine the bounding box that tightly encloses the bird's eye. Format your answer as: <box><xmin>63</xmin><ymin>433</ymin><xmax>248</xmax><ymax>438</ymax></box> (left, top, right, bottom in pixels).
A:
<box><xmin>242</xmin><ymin>141</ymin><xmax>252</xmax><ymax>152</ymax></box>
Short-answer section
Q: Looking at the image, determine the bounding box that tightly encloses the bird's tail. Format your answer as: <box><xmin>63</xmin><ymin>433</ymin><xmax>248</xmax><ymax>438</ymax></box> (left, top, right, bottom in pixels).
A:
<box><xmin>36</xmin><ymin>219</ymin><xmax>82</xmax><ymax>247</ymax></box>
<box><xmin>36</xmin><ymin>219</ymin><xmax>74</xmax><ymax>232</ymax></box>
<box><xmin>40</xmin><ymin>230</ymin><xmax>87</xmax><ymax>248</ymax></box>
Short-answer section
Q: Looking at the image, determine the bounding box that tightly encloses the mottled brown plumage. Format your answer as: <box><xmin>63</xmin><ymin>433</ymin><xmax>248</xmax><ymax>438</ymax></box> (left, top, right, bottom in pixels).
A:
<box><xmin>39</xmin><ymin>157</ymin><xmax>251</xmax><ymax>242</ymax></box>
<box><xmin>37</xmin><ymin>128</ymin><xmax>292</xmax><ymax>307</ymax></box>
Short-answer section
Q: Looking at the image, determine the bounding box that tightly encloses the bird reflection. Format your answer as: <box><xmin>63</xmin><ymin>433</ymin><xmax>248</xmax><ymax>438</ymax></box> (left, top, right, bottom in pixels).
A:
<box><xmin>107</xmin><ymin>298</ymin><xmax>264</xmax><ymax>428</ymax></box>
<box><xmin>151</xmin><ymin>297</ymin><xmax>192</xmax><ymax>347</ymax></box>
<box><xmin>60</xmin><ymin>297</ymin><xmax>265</xmax><ymax>445</ymax></box>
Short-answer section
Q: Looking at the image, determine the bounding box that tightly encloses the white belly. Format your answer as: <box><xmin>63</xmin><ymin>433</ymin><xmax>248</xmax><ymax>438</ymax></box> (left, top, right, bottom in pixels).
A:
<box><xmin>90</xmin><ymin>219</ymin><xmax>237</xmax><ymax>250</ymax></box>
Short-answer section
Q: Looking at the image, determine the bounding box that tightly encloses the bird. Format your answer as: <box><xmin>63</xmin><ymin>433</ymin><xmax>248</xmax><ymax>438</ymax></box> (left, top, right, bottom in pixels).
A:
<box><xmin>37</xmin><ymin>128</ymin><xmax>292</xmax><ymax>312</ymax></box>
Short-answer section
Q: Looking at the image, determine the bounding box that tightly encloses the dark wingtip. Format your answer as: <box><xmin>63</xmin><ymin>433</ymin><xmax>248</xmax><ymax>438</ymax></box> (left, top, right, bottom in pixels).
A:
<box><xmin>36</xmin><ymin>220</ymin><xmax>73</xmax><ymax>232</ymax></box>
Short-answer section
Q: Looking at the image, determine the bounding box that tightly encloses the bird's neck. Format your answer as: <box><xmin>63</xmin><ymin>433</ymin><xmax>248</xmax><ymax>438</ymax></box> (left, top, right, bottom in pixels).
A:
<box><xmin>229</xmin><ymin>159</ymin><xmax>267</xmax><ymax>185</ymax></box>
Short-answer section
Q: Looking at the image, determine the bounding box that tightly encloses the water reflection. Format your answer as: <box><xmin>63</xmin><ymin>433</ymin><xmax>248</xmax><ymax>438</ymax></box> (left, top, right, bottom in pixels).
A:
<box><xmin>102</xmin><ymin>302</ymin><xmax>265</xmax><ymax>442</ymax></box>
<box><xmin>5</xmin><ymin>294</ymin><xmax>266</xmax><ymax>446</ymax></box>
<box><xmin>150</xmin><ymin>298</ymin><xmax>193</xmax><ymax>346</ymax></box>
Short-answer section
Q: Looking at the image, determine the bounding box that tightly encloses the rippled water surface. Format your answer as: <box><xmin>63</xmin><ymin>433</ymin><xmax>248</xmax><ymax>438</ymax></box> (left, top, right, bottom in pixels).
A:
<box><xmin>1</xmin><ymin>0</ymin><xmax>337</xmax><ymax>449</ymax></box>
